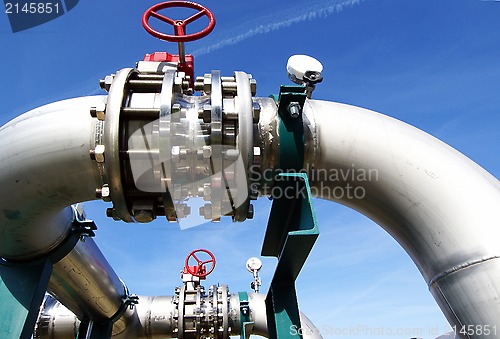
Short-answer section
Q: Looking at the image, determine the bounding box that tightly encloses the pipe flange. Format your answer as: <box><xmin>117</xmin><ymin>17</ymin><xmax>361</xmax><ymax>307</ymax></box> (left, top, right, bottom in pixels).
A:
<box><xmin>104</xmin><ymin>68</ymin><xmax>138</xmax><ymax>222</ymax></box>
<box><xmin>159</xmin><ymin>69</ymin><xmax>178</xmax><ymax>221</ymax></box>
<box><xmin>232</xmin><ymin>72</ymin><xmax>254</xmax><ymax>222</ymax></box>
<box><xmin>210</xmin><ymin>70</ymin><xmax>223</xmax><ymax>222</ymax></box>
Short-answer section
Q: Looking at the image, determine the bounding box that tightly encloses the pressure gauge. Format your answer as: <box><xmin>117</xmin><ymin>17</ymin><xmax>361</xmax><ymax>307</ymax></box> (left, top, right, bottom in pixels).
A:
<box><xmin>246</xmin><ymin>257</ymin><xmax>262</xmax><ymax>273</ymax></box>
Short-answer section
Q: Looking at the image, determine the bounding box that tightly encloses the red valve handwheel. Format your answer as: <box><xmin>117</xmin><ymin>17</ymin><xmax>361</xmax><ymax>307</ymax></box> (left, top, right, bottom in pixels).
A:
<box><xmin>185</xmin><ymin>249</ymin><xmax>216</xmax><ymax>278</ymax></box>
<box><xmin>142</xmin><ymin>1</ymin><xmax>216</xmax><ymax>43</ymax></box>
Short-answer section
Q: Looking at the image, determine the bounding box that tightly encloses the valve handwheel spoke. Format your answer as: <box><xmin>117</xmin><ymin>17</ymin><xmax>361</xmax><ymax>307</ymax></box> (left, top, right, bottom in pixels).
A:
<box><xmin>185</xmin><ymin>249</ymin><xmax>216</xmax><ymax>278</ymax></box>
<box><xmin>149</xmin><ymin>11</ymin><xmax>176</xmax><ymax>26</ymax></box>
<box><xmin>142</xmin><ymin>1</ymin><xmax>216</xmax><ymax>43</ymax></box>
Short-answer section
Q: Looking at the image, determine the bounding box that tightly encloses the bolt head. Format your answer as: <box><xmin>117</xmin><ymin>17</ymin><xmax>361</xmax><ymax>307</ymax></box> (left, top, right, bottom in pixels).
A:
<box><xmin>250</xmin><ymin>78</ymin><xmax>257</xmax><ymax>96</ymax></box>
<box><xmin>252</xmin><ymin>102</ymin><xmax>261</xmax><ymax>123</ymax></box>
<box><xmin>200</xmin><ymin>203</ymin><xmax>212</xmax><ymax>219</ymax></box>
<box><xmin>95</xmin><ymin>103</ymin><xmax>106</xmax><ymax>121</ymax></box>
<box><xmin>203</xmin><ymin>183</ymin><xmax>211</xmax><ymax>201</ymax></box>
<box><xmin>202</xmin><ymin>104</ymin><xmax>212</xmax><ymax>123</ymax></box>
<box><xmin>202</xmin><ymin>145</ymin><xmax>212</xmax><ymax>159</ymax></box>
<box><xmin>287</xmin><ymin>102</ymin><xmax>301</xmax><ymax>118</ymax></box>
<box><xmin>134</xmin><ymin>210</ymin><xmax>154</xmax><ymax>223</ymax></box>
<box><xmin>172</xmin><ymin>103</ymin><xmax>181</xmax><ymax>114</ymax></box>
<box><xmin>247</xmin><ymin>204</ymin><xmax>254</xmax><ymax>219</ymax></box>
<box><xmin>100</xmin><ymin>75</ymin><xmax>114</xmax><ymax>92</ymax></box>
<box><xmin>173</xmin><ymin>184</ymin><xmax>182</xmax><ymax>200</ymax></box>
<box><xmin>203</xmin><ymin>74</ymin><xmax>212</xmax><ymax>93</ymax></box>
<box><xmin>171</xmin><ymin>146</ymin><xmax>180</xmax><ymax>163</ymax></box>
<box><xmin>94</xmin><ymin>145</ymin><xmax>105</xmax><ymax>163</ymax></box>
<box><xmin>101</xmin><ymin>185</ymin><xmax>111</xmax><ymax>202</ymax></box>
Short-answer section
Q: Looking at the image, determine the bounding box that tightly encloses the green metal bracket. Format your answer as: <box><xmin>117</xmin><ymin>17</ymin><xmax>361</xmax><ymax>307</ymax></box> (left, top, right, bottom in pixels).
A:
<box><xmin>0</xmin><ymin>259</ymin><xmax>53</xmax><ymax>339</ymax></box>
<box><xmin>263</xmin><ymin>86</ymin><xmax>318</xmax><ymax>339</ymax></box>
<box><xmin>262</xmin><ymin>172</ymin><xmax>319</xmax><ymax>339</ymax></box>
<box><xmin>275</xmin><ymin>85</ymin><xmax>307</xmax><ymax>172</ymax></box>
<box><xmin>239</xmin><ymin>291</ymin><xmax>254</xmax><ymax>339</ymax></box>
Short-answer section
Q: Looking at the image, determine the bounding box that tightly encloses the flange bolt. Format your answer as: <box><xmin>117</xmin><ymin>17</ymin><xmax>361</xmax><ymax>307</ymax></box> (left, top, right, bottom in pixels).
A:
<box><xmin>287</xmin><ymin>102</ymin><xmax>301</xmax><ymax>118</ymax></box>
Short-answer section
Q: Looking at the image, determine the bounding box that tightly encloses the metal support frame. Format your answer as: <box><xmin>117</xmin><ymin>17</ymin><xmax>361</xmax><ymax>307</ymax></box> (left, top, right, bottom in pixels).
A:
<box><xmin>262</xmin><ymin>85</ymin><xmax>319</xmax><ymax>339</ymax></box>
<box><xmin>274</xmin><ymin>85</ymin><xmax>307</xmax><ymax>172</ymax></box>
<box><xmin>262</xmin><ymin>172</ymin><xmax>319</xmax><ymax>339</ymax></box>
<box><xmin>239</xmin><ymin>291</ymin><xmax>254</xmax><ymax>339</ymax></box>
<box><xmin>0</xmin><ymin>259</ymin><xmax>53</xmax><ymax>339</ymax></box>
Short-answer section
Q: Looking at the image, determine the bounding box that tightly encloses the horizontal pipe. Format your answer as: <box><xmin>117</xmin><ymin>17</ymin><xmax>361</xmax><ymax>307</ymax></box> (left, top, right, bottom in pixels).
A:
<box><xmin>302</xmin><ymin>99</ymin><xmax>500</xmax><ymax>332</ymax></box>
<box><xmin>36</xmin><ymin>293</ymin><xmax>322</xmax><ymax>339</ymax></box>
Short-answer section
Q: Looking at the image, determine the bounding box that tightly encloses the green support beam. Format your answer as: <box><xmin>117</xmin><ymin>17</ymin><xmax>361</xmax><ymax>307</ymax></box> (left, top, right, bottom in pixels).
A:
<box><xmin>239</xmin><ymin>291</ymin><xmax>255</xmax><ymax>339</ymax></box>
<box><xmin>262</xmin><ymin>85</ymin><xmax>319</xmax><ymax>339</ymax></box>
<box><xmin>0</xmin><ymin>259</ymin><xmax>53</xmax><ymax>339</ymax></box>
<box><xmin>262</xmin><ymin>173</ymin><xmax>319</xmax><ymax>339</ymax></box>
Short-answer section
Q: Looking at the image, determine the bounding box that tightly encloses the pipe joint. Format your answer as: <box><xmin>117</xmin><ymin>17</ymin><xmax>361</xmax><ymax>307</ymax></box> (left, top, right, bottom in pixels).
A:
<box><xmin>92</xmin><ymin>66</ymin><xmax>262</xmax><ymax>224</ymax></box>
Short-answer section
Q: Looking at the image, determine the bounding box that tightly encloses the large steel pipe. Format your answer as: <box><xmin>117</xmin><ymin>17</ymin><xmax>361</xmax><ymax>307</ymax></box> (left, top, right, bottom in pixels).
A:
<box><xmin>301</xmin><ymin>99</ymin><xmax>500</xmax><ymax>333</ymax></box>
<box><xmin>48</xmin><ymin>238</ymin><xmax>128</xmax><ymax>324</ymax></box>
<box><xmin>35</xmin><ymin>293</ymin><xmax>322</xmax><ymax>339</ymax></box>
<box><xmin>0</xmin><ymin>96</ymin><xmax>103</xmax><ymax>261</ymax></box>
<box><xmin>0</xmin><ymin>97</ymin><xmax>131</xmax><ymax>332</ymax></box>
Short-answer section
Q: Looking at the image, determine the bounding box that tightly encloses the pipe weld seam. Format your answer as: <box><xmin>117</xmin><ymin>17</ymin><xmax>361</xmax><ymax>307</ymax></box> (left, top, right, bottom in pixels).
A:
<box><xmin>428</xmin><ymin>255</ymin><xmax>500</xmax><ymax>287</ymax></box>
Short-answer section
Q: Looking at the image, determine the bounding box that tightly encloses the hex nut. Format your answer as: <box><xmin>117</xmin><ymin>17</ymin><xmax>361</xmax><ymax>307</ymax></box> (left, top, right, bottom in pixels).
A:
<box><xmin>100</xmin><ymin>75</ymin><xmax>114</xmax><ymax>92</ymax></box>
<box><xmin>287</xmin><ymin>102</ymin><xmax>301</xmax><ymax>118</ymax></box>
<box><xmin>203</xmin><ymin>74</ymin><xmax>212</xmax><ymax>94</ymax></box>
<box><xmin>250</xmin><ymin>78</ymin><xmax>257</xmax><ymax>96</ymax></box>
<box><xmin>94</xmin><ymin>145</ymin><xmax>105</xmax><ymax>163</ymax></box>
<box><xmin>202</xmin><ymin>104</ymin><xmax>211</xmax><ymax>123</ymax></box>
<box><xmin>101</xmin><ymin>185</ymin><xmax>111</xmax><ymax>202</ymax></box>
<box><xmin>199</xmin><ymin>203</ymin><xmax>212</xmax><ymax>220</ymax></box>
<box><xmin>202</xmin><ymin>145</ymin><xmax>212</xmax><ymax>159</ymax></box>
<box><xmin>134</xmin><ymin>210</ymin><xmax>154</xmax><ymax>223</ymax></box>
<box><xmin>252</xmin><ymin>102</ymin><xmax>261</xmax><ymax>123</ymax></box>
<box><xmin>203</xmin><ymin>183</ymin><xmax>211</xmax><ymax>201</ymax></box>
<box><xmin>172</xmin><ymin>103</ymin><xmax>181</xmax><ymax>114</ymax></box>
<box><xmin>173</xmin><ymin>184</ymin><xmax>182</xmax><ymax>200</ymax></box>
<box><xmin>247</xmin><ymin>204</ymin><xmax>254</xmax><ymax>219</ymax></box>
<box><xmin>96</xmin><ymin>103</ymin><xmax>106</xmax><ymax>121</ymax></box>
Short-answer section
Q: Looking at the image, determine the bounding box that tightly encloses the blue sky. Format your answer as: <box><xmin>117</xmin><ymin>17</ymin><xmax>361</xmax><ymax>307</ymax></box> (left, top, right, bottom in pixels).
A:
<box><xmin>1</xmin><ymin>1</ymin><xmax>500</xmax><ymax>338</ymax></box>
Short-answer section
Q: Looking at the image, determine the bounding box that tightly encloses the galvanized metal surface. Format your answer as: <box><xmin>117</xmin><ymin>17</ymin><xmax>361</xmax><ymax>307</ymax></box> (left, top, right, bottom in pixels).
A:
<box><xmin>48</xmin><ymin>237</ymin><xmax>127</xmax><ymax>322</ymax></box>
<box><xmin>303</xmin><ymin>99</ymin><xmax>500</xmax><ymax>335</ymax></box>
<box><xmin>0</xmin><ymin>96</ymin><xmax>101</xmax><ymax>260</ymax></box>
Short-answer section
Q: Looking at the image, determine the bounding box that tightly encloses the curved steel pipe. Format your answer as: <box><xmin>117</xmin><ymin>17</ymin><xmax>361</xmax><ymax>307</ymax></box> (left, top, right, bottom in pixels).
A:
<box><xmin>0</xmin><ymin>96</ymin><xmax>102</xmax><ymax>261</ymax></box>
<box><xmin>301</xmin><ymin>99</ymin><xmax>500</xmax><ymax>332</ymax></box>
<box><xmin>0</xmin><ymin>97</ymin><xmax>131</xmax><ymax>332</ymax></box>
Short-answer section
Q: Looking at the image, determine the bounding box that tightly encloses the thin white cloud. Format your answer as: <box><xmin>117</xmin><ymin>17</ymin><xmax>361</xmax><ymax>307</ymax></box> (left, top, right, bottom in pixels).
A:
<box><xmin>192</xmin><ymin>0</ymin><xmax>364</xmax><ymax>56</ymax></box>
